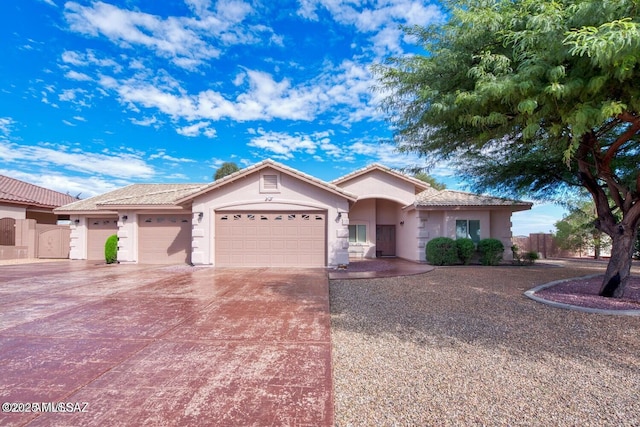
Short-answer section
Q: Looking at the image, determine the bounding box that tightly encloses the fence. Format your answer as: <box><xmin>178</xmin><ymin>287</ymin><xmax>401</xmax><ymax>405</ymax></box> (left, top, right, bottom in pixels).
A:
<box><xmin>0</xmin><ymin>218</ymin><xmax>70</xmax><ymax>260</ymax></box>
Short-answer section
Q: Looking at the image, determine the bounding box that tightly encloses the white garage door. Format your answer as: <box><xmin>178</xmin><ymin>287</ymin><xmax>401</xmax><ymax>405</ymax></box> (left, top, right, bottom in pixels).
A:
<box><xmin>215</xmin><ymin>211</ymin><xmax>326</xmax><ymax>267</ymax></box>
<box><xmin>138</xmin><ymin>215</ymin><xmax>191</xmax><ymax>264</ymax></box>
<box><xmin>87</xmin><ymin>218</ymin><xmax>118</xmax><ymax>260</ymax></box>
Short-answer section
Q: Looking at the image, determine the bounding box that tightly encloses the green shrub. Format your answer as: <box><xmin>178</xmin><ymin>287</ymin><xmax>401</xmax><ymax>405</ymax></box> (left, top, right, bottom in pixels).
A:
<box><xmin>511</xmin><ymin>245</ymin><xmax>540</xmax><ymax>266</ymax></box>
<box><xmin>455</xmin><ymin>238</ymin><xmax>476</xmax><ymax>265</ymax></box>
<box><xmin>105</xmin><ymin>234</ymin><xmax>118</xmax><ymax>264</ymax></box>
<box><xmin>478</xmin><ymin>238</ymin><xmax>504</xmax><ymax>266</ymax></box>
<box><xmin>524</xmin><ymin>251</ymin><xmax>539</xmax><ymax>265</ymax></box>
<box><xmin>426</xmin><ymin>237</ymin><xmax>458</xmax><ymax>265</ymax></box>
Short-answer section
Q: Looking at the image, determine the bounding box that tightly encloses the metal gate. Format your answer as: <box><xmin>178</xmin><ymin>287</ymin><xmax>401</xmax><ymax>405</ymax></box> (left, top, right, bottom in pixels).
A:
<box><xmin>0</xmin><ymin>218</ymin><xmax>16</xmax><ymax>246</ymax></box>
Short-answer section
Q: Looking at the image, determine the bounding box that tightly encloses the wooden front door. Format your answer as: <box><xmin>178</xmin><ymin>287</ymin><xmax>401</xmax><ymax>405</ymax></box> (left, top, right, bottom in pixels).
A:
<box><xmin>376</xmin><ymin>225</ymin><xmax>396</xmax><ymax>257</ymax></box>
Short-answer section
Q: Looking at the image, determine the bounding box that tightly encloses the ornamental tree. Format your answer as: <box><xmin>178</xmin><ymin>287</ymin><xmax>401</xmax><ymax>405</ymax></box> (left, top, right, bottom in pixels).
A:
<box><xmin>374</xmin><ymin>0</ymin><xmax>640</xmax><ymax>298</ymax></box>
<box><xmin>214</xmin><ymin>162</ymin><xmax>240</xmax><ymax>180</ymax></box>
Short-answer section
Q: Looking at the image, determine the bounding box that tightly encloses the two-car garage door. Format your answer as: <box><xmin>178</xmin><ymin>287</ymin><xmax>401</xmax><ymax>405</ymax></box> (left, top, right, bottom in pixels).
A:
<box><xmin>215</xmin><ymin>211</ymin><xmax>326</xmax><ymax>267</ymax></box>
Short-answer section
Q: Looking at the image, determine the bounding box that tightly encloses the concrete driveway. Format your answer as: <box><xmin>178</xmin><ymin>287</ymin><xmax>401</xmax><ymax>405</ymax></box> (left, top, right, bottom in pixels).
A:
<box><xmin>0</xmin><ymin>261</ymin><xmax>332</xmax><ymax>426</ymax></box>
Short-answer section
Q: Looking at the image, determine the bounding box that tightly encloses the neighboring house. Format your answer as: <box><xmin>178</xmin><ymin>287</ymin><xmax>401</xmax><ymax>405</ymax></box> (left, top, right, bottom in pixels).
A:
<box><xmin>0</xmin><ymin>175</ymin><xmax>76</xmax><ymax>259</ymax></box>
<box><xmin>0</xmin><ymin>175</ymin><xmax>76</xmax><ymax>224</ymax></box>
<box><xmin>55</xmin><ymin>159</ymin><xmax>532</xmax><ymax>266</ymax></box>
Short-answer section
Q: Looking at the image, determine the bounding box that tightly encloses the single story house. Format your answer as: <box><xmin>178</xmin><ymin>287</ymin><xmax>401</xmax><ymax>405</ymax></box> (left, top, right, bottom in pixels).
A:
<box><xmin>1</xmin><ymin>175</ymin><xmax>76</xmax><ymax>258</ymax></box>
<box><xmin>54</xmin><ymin>159</ymin><xmax>532</xmax><ymax>266</ymax></box>
<box><xmin>0</xmin><ymin>175</ymin><xmax>76</xmax><ymax>225</ymax></box>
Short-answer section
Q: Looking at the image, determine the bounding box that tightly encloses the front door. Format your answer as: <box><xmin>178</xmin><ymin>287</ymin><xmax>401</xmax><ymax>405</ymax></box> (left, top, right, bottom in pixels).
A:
<box><xmin>376</xmin><ymin>225</ymin><xmax>396</xmax><ymax>257</ymax></box>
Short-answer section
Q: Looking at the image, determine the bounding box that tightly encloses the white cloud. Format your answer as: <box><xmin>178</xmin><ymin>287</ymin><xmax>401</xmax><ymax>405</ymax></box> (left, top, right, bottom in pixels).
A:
<box><xmin>0</xmin><ymin>140</ymin><xmax>154</xmax><ymax>180</ymax></box>
<box><xmin>248</xmin><ymin>129</ymin><xmax>318</xmax><ymax>159</ymax></box>
<box><xmin>297</xmin><ymin>0</ymin><xmax>442</xmax><ymax>56</ymax></box>
<box><xmin>65</xmin><ymin>70</ymin><xmax>92</xmax><ymax>81</ymax></box>
<box><xmin>348</xmin><ymin>141</ymin><xmax>425</xmax><ymax>168</ymax></box>
<box><xmin>63</xmin><ymin>1</ymin><xmax>268</xmax><ymax>71</ymax></box>
<box><xmin>130</xmin><ymin>116</ymin><xmax>158</xmax><ymax>127</ymax></box>
<box><xmin>0</xmin><ymin>117</ymin><xmax>15</xmax><ymax>137</ymax></box>
<box><xmin>0</xmin><ymin>168</ymin><xmax>124</xmax><ymax>198</ymax></box>
<box><xmin>40</xmin><ymin>0</ymin><xmax>57</xmax><ymax>7</ymax></box>
<box><xmin>148</xmin><ymin>149</ymin><xmax>196</xmax><ymax>163</ymax></box>
<box><xmin>176</xmin><ymin>121</ymin><xmax>216</xmax><ymax>138</ymax></box>
<box><xmin>247</xmin><ymin>129</ymin><xmax>345</xmax><ymax>160</ymax></box>
<box><xmin>61</xmin><ymin>50</ymin><xmax>123</xmax><ymax>72</ymax></box>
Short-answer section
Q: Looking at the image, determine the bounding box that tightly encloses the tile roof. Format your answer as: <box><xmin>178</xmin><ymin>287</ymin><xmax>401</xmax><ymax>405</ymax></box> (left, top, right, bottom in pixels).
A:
<box><xmin>331</xmin><ymin>163</ymin><xmax>430</xmax><ymax>192</ymax></box>
<box><xmin>176</xmin><ymin>159</ymin><xmax>358</xmax><ymax>203</ymax></box>
<box><xmin>0</xmin><ymin>175</ymin><xmax>77</xmax><ymax>208</ymax></box>
<box><xmin>56</xmin><ymin>184</ymin><xmax>205</xmax><ymax>212</ymax></box>
<box><xmin>415</xmin><ymin>189</ymin><xmax>532</xmax><ymax>209</ymax></box>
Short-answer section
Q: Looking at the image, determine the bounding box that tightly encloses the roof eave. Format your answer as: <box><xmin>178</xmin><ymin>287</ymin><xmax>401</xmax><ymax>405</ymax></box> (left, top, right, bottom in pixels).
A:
<box><xmin>176</xmin><ymin>159</ymin><xmax>358</xmax><ymax>203</ymax></box>
<box><xmin>332</xmin><ymin>163</ymin><xmax>430</xmax><ymax>192</ymax></box>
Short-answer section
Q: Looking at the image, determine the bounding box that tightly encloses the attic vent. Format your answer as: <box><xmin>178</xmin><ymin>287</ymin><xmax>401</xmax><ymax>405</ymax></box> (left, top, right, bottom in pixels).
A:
<box><xmin>263</xmin><ymin>174</ymin><xmax>278</xmax><ymax>190</ymax></box>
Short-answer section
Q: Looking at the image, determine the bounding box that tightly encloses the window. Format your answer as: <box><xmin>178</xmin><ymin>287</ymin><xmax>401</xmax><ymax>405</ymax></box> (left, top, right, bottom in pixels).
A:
<box><xmin>456</xmin><ymin>220</ymin><xmax>480</xmax><ymax>244</ymax></box>
<box><xmin>348</xmin><ymin>224</ymin><xmax>367</xmax><ymax>243</ymax></box>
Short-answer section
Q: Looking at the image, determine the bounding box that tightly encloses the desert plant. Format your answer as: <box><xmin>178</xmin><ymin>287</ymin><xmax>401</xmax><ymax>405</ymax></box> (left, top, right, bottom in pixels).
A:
<box><xmin>426</xmin><ymin>237</ymin><xmax>458</xmax><ymax>265</ymax></box>
<box><xmin>455</xmin><ymin>238</ymin><xmax>475</xmax><ymax>265</ymax></box>
<box><xmin>104</xmin><ymin>234</ymin><xmax>118</xmax><ymax>264</ymax></box>
<box><xmin>478</xmin><ymin>238</ymin><xmax>504</xmax><ymax>266</ymax></box>
<box><xmin>524</xmin><ymin>251</ymin><xmax>539</xmax><ymax>265</ymax></box>
<box><xmin>512</xmin><ymin>245</ymin><xmax>539</xmax><ymax>266</ymax></box>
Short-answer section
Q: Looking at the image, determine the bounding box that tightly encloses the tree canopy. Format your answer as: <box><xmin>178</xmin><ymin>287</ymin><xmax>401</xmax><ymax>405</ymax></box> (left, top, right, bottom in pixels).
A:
<box><xmin>554</xmin><ymin>201</ymin><xmax>610</xmax><ymax>259</ymax></box>
<box><xmin>414</xmin><ymin>171</ymin><xmax>447</xmax><ymax>190</ymax></box>
<box><xmin>214</xmin><ymin>162</ymin><xmax>240</xmax><ymax>180</ymax></box>
<box><xmin>375</xmin><ymin>0</ymin><xmax>640</xmax><ymax>297</ymax></box>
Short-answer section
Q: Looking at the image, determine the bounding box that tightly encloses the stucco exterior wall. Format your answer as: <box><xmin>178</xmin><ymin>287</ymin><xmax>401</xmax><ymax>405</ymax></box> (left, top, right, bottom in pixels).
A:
<box><xmin>347</xmin><ymin>199</ymin><xmax>376</xmax><ymax>258</ymax></box>
<box><xmin>336</xmin><ymin>170</ymin><xmax>417</xmax><ymax>205</ymax></box>
<box><xmin>491</xmin><ymin>209</ymin><xmax>515</xmax><ymax>260</ymax></box>
<box><xmin>420</xmin><ymin>209</ymin><xmax>516</xmax><ymax>261</ymax></box>
<box><xmin>0</xmin><ymin>205</ymin><xmax>27</xmax><ymax>220</ymax></box>
<box><xmin>397</xmin><ymin>209</ymin><xmax>422</xmax><ymax>262</ymax></box>
<box><xmin>191</xmin><ymin>167</ymin><xmax>351</xmax><ymax>266</ymax></box>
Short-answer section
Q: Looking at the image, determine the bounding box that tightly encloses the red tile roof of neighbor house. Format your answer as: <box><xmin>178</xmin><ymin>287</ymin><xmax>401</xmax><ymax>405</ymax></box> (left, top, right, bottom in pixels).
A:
<box><xmin>0</xmin><ymin>175</ymin><xmax>77</xmax><ymax>208</ymax></box>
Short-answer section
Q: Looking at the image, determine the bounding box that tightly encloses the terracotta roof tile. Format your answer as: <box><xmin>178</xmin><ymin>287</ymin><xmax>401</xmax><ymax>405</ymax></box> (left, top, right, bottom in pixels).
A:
<box><xmin>0</xmin><ymin>175</ymin><xmax>77</xmax><ymax>208</ymax></box>
<box><xmin>415</xmin><ymin>189</ymin><xmax>532</xmax><ymax>209</ymax></box>
<box><xmin>56</xmin><ymin>184</ymin><xmax>205</xmax><ymax>212</ymax></box>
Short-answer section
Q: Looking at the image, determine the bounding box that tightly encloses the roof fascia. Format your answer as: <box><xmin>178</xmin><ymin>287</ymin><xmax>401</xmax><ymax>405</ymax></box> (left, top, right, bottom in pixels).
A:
<box><xmin>333</xmin><ymin>164</ymin><xmax>430</xmax><ymax>192</ymax></box>
<box><xmin>176</xmin><ymin>159</ymin><xmax>357</xmax><ymax>203</ymax></box>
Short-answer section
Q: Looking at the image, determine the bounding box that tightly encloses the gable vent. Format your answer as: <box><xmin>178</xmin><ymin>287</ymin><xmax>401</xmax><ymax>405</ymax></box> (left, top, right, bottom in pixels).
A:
<box><xmin>263</xmin><ymin>174</ymin><xmax>278</xmax><ymax>190</ymax></box>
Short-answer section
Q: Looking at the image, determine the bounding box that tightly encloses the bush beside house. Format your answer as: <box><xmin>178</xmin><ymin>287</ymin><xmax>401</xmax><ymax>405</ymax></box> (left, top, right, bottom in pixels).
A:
<box><xmin>455</xmin><ymin>238</ymin><xmax>475</xmax><ymax>265</ymax></box>
<box><xmin>105</xmin><ymin>234</ymin><xmax>118</xmax><ymax>264</ymax></box>
<box><xmin>425</xmin><ymin>237</ymin><xmax>458</xmax><ymax>265</ymax></box>
<box><xmin>478</xmin><ymin>238</ymin><xmax>504</xmax><ymax>266</ymax></box>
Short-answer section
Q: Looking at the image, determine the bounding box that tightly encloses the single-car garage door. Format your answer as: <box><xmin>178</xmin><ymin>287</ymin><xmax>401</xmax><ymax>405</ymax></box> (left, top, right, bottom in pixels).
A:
<box><xmin>138</xmin><ymin>215</ymin><xmax>191</xmax><ymax>264</ymax></box>
<box><xmin>87</xmin><ymin>218</ymin><xmax>118</xmax><ymax>260</ymax></box>
<box><xmin>215</xmin><ymin>211</ymin><xmax>326</xmax><ymax>267</ymax></box>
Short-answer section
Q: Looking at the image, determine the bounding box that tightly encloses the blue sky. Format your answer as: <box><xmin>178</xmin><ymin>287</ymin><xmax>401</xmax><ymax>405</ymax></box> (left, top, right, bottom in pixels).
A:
<box><xmin>0</xmin><ymin>0</ymin><xmax>565</xmax><ymax>235</ymax></box>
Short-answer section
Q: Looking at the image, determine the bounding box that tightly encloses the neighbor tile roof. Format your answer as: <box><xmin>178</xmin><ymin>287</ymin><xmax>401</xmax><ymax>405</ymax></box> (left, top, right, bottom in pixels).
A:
<box><xmin>0</xmin><ymin>175</ymin><xmax>77</xmax><ymax>208</ymax></box>
<box><xmin>56</xmin><ymin>184</ymin><xmax>205</xmax><ymax>212</ymax></box>
<box><xmin>415</xmin><ymin>189</ymin><xmax>532</xmax><ymax>209</ymax></box>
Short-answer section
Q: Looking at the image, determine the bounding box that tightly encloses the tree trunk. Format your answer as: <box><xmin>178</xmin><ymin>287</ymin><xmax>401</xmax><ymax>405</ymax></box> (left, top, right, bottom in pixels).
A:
<box><xmin>599</xmin><ymin>227</ymin><xmax>637</xmax><ymax>298</ymax></box>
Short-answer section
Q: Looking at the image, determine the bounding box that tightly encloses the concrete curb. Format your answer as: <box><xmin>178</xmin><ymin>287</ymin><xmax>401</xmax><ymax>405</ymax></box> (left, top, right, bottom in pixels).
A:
<box><xmin>524</xmin><ymin>274</ymin><xmax>640</xmax><ymax>316</ymax></box>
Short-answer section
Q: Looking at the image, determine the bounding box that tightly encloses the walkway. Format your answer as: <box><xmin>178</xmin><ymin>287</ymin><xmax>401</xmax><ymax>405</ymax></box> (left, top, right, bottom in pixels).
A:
<box><xmin>328</xmin><ymin>258</ymin><xmax>434</xmax><ymax>280</ymax></box>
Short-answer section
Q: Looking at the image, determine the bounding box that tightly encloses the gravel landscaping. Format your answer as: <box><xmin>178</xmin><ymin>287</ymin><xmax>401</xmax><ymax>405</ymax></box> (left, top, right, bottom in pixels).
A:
<box><xmin>330</xmin><ymin>260</ymin><xmax>640</xmax><ymax>426</ymax></box>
